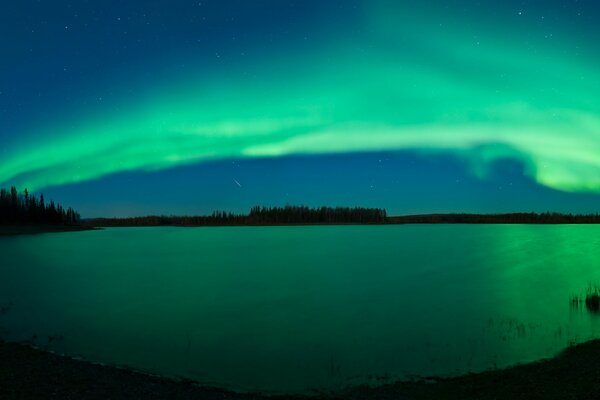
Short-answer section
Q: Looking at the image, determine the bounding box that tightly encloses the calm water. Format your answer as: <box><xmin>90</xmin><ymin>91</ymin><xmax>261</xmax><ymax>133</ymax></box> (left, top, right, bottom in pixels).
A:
<box><xmin>1</xmin><ymin>225</ymin><xmax>600</xmax><ymax>393</ymax></box>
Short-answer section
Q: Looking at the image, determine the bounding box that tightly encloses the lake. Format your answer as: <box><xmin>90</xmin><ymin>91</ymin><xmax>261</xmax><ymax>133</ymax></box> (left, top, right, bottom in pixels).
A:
<box><xmin>1</xmin><ymin>225</ymin><xmax>600</xmax><ymax>393</ymax></box>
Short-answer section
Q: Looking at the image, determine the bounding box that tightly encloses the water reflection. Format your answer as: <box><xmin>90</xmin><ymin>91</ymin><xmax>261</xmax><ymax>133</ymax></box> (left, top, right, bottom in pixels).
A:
<box><xmin>1</xmin><ymin>225</ymin><xmax>600</xmax><ymax>392</ymax></box>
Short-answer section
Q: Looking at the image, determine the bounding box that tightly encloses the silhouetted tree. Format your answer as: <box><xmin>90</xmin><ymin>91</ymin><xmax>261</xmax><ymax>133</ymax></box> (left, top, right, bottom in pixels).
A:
<box><xmin>0</xmin><ymin>186</ymin><xmax>81</xmax><ymax>226</ymax></box>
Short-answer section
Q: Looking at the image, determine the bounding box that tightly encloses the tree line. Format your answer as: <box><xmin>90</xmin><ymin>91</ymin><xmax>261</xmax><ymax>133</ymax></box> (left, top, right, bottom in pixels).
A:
<box><xmin>248</xmin><ymin>205</ymin><xmax>388</xmax><ymax>224</ymax></box>
<box><xmin>387</xmin><ymin>212</ymin><xmax>600</xmax><ymax>224</ymax></box>
<box><xmin>86</xmin><ymin>209</ymin><xmax>600</xmax><ymax>227</ymax></box>
<box><xmin>86</xmin><ymin>205</ymin><xmax>389</xmax><ymax>227</ymax></box>
<box><xmin>0</xmin><ymin>186</ymin><xmax>81</xmax><ymax>225</ymax></box>
<box><xmin>4</xmin><ymin>186</ymin><xmax>595</xmax><ymax>227</ymax></box>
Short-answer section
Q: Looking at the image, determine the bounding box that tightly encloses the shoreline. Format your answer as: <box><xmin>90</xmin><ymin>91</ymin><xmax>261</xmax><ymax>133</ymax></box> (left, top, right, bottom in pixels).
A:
<box><xmin>1</xmin><ymin>339</ymin><xmax>599</xmax><ymax>399</ymax></box>
<box><xmin>4</xmin><ymin>213</ymin><xmax>600</xmax><ymax>237</ymax></box>
<box><xmin>83</xmin><ymin>211</ymin><xmax>600</xmax><ymax>227</ymax></box>
<box><xmin>91</xmin><ymin>221</ymin><xmax>600</xmax><ymax>227</ymax></box>
<box><xmin>0</xmin><ymin>225</ymin><xmax>99</xmax><ymax>237</ymax></box>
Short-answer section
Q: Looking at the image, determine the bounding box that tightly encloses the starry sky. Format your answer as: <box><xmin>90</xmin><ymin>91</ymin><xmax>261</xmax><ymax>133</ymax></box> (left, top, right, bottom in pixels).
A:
<box><xmin>1</xmin><ymin>1</ymin><xmax>600</xmax><ymax>217</ymax></box>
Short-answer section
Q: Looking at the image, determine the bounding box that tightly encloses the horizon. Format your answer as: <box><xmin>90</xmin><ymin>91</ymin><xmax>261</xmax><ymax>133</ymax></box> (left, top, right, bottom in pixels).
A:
<box><xmin>2</xmin><ymin>1</ymin><xmax>600</xmax><ymax>216</ymax></box>
<box><xmin>80</xmin><ymin>206</ymin><xmax>600</xmax><ymax>220</ymax></box>
<box><xmin>8</xmin><ymin>184</ymin><xmax>600</xmax><ymax>220</ymax></box>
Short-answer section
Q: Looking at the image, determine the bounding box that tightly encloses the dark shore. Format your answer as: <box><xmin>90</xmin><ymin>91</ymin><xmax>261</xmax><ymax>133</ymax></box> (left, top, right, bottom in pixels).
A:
<box><xmin>0</xmin><ymin>225</ymin><xmax>98</xmax><ymax>237</ymax></box>
<box><xmin>86</xmin><ymin>212</ymin><xmax>600</xmax><ymax>228</ymax></box>
<box><xmin>1</xmin><ymin>339</ymin><xmax>600</xmax><ymax>400</ymax></box>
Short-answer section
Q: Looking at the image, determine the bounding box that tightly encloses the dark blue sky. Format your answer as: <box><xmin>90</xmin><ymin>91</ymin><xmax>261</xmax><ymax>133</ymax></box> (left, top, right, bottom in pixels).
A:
<box><xmin>41</xmin><ymin>151</ymin><xmax>600</xmax><ymax>218</ymax></box>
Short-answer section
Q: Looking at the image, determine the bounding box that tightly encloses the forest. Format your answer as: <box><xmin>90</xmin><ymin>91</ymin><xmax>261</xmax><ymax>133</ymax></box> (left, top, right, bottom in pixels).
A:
<box><xmin>3</xmin><ymin>184</ymin><xmax>600</xmax><ymax>227</ymax></box>
<box><xmin>0</xmin><ymin>187</ymin><xmax>81</xmax><ymax>225</ymax></box>
<box><xmin>87</xmin><ymin>205</ymin><xmax>389</xmax><ymax>226</ymax></box>
<box><xmin>88</xmin><ymin>209</ymin><xmax>600</xmax><ymax>227</ymax></box>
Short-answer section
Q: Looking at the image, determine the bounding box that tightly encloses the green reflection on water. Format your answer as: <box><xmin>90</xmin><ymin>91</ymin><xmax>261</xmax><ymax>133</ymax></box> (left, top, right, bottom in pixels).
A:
<box><xmin>1</xmin><ymin>225</ymin><xmax>599</xmax><ymax>392</ymax></box>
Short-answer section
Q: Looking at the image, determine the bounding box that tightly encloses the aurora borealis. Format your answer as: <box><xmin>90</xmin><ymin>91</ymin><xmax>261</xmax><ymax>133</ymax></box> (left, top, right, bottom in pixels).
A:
<box><xmin>2</xmin><ymin>1</ymin><xmax>600</xmax><ymax>216</ymax></box>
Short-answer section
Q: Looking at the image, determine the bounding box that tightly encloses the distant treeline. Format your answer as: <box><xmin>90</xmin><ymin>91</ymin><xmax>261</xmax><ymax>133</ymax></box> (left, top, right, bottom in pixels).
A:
<box><xmin>86</xmin><ymin>205</ymin><xmax>389</xmax><ymax>227</ymax></box>
<box><xmin>0</xmin><ymin>187</ymin><xmax>81</xmax><ymax>225</ymax></box>
<box><xmin>388</xmin><ymin>212</ymin><xmax>600</xmax><ymax>224</ymax></box>
<box><xmin>88</xmin><ymin>210</ymin><xmax>600</xmax><ymax>227</ymax></box>
<box><xmin>4</xmin><ymin>184</ymin><xmax>600</xmax><ymax>228</ymax></box>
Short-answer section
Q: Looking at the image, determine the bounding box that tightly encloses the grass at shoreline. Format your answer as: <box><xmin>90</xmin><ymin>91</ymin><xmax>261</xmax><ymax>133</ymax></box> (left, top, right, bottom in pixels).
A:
<box><xmin>1</xmin><ymin>339</ymin><xmax>600</xmax><ymax>399</ymax></box>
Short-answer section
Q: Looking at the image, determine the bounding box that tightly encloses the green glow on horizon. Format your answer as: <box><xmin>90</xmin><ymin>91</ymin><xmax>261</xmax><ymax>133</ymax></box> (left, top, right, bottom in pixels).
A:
<box><xmin>1</xmin><ymin>3</ymin><xmax>599</xmax><ymax>193</ymax></box>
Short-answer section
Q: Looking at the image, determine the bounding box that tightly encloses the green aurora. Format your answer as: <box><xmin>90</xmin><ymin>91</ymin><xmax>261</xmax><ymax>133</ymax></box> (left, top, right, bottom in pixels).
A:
<box><xmin>2</xmin><ymin>2</ymin><xmax>599</xmax><ymax>193</ymax></box>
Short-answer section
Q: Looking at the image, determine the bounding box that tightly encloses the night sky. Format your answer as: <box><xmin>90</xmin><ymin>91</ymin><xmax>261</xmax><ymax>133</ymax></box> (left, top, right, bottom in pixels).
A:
<box><xmin>1</xmin><ymin>1</ymin><xmax>600</xmax><ymax>217</ymax></box>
